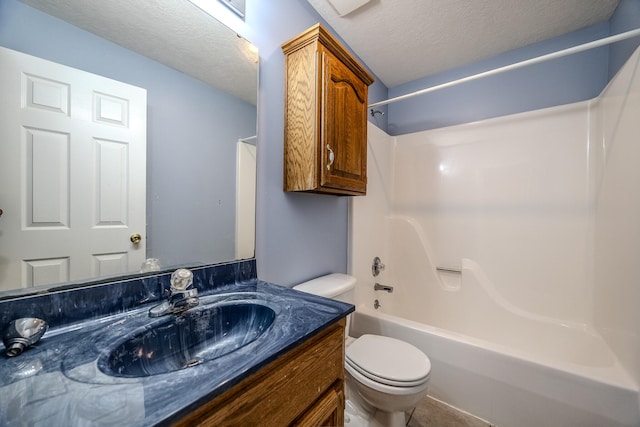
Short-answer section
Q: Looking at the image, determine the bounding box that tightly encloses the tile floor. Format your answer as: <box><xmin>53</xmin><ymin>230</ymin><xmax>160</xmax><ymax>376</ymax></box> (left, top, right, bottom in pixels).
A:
<box><xmin>406</xmin><ymin>396</ymin><xmax>493</xmax><ymax>427</ymax></box>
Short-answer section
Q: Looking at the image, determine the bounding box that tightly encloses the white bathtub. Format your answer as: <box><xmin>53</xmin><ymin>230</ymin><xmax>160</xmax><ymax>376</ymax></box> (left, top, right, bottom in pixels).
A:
<box><xmin>350</xmin><ymin>67</ymin><xmax>640</xmax><ymax>425</ymax></box>
<box><xmin>350</xmin><ymin>305</ymin><xmax>639</xmax><ymax>427</ymax></box>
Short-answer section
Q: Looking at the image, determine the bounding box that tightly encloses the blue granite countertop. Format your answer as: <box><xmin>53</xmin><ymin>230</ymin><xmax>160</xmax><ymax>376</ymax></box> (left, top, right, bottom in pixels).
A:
<box><xmin>0</xmin><ymin>264</ymin><xmax>353</xmax><ymax>426</ymax></box>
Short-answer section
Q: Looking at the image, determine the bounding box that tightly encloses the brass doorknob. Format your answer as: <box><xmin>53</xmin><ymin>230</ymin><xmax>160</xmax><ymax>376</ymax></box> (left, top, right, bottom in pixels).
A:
<box><xmin>130</xmin><ymin>233</ymin><xmax>142</xmax><ymax>244</ymax></box>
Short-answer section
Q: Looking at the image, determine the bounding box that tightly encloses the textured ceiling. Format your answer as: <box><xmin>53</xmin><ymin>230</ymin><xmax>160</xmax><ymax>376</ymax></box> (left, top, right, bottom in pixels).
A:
<box><xmin>19</xmin><ymin>0</ymin><xmax>258</xmax><ymax>105</ymax></box>
<box><xmin>308</xmin><ymin>0</ymin><xmax>619</xmax><ymax>87</ymax></box>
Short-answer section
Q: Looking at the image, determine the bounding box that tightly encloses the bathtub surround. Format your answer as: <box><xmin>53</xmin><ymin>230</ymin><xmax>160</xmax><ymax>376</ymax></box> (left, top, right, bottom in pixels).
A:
<box><xmin>593</xmin><ymin>36</ymin><xmax>640</xmax><ymax>402</ymax></box>
<box><xmin>609</xmin><ymin>0</ymin><xmax>640</xmax><ymax>79</ymax></box>
<box><xmin>349</xmin><ymin>45</ymin><xmax>640</xmax><ymax>426</ymax></box>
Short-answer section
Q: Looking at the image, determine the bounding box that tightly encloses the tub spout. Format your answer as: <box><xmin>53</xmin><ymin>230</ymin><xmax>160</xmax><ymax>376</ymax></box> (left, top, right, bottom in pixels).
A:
<box><xmin>374</xmin><ymin>283</ymin><xmax>394</xmax><ymax>293</ymax></box>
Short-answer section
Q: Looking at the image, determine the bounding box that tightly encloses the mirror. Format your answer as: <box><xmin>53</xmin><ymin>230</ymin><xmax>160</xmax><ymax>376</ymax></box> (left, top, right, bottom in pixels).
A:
<box><xmin>0</xmin><ymin>0</ymin><xmax>258</xmax><ymax>297</ymax></box>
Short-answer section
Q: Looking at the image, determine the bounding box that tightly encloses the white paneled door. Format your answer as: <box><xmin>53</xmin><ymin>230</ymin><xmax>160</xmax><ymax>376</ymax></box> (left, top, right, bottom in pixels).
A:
<box><xmin>235</xmin><ymin>140</ymin><xmax>256</xmax><ymax>259</ymax></box>
<box><xmin>0</xmin><ymin>47</ymin><xmax>147</xmax><ymax>291</ymax></box>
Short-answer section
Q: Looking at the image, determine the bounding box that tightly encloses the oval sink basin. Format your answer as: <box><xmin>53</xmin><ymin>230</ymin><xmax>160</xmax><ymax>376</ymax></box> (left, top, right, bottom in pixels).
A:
<box><xmin>98</xmin><ymin>303</ymin><xmax>275</xmax><ymax>378</ymax></box>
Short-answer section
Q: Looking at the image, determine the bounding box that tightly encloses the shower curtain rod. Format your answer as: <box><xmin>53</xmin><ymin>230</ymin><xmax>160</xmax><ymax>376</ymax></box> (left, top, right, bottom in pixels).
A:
<box><xmin>368</xmin><ymin>28</ymin><xmax>640</xmax><ymax>110</ymax></box>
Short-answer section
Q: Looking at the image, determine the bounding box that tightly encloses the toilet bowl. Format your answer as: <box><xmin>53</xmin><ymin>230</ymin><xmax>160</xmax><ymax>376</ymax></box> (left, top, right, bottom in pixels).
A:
<box><xmin>293</xmin><ymin>273</ymin><xmax>431</xmax><ymax>427</ymax></box>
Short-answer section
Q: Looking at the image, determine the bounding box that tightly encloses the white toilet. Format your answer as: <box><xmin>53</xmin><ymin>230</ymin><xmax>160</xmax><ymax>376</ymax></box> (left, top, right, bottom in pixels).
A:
<box><xmin>293</xmin><ymin>273</ymin><xmax>431</xmax><ymax>427</ymax></box>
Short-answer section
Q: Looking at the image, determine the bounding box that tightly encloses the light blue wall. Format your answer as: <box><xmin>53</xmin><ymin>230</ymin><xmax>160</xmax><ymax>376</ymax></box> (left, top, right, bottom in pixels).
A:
<box><xmin>0</xmin><ymin>0</ymin><xmax>257</xmax><ymax>266</ymax></box>
<box><xmin>243</xmin><ymin>0</ymin><xmax>387</xmax><ymax>286</ymax></box>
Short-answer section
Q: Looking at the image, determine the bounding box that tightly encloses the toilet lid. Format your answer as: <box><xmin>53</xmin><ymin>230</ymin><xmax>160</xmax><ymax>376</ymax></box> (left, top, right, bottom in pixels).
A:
<box><xmin>346</xmin><ymin>334</ymin><xmax>431</xmax><ymax>387</ymax></box>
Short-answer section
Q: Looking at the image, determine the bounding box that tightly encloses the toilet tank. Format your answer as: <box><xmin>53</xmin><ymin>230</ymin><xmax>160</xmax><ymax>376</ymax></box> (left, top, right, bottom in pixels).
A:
<box><xmin>293</xmin><ymin>273</ymin><xmax>356</xmax><ymax>304</ymax></box>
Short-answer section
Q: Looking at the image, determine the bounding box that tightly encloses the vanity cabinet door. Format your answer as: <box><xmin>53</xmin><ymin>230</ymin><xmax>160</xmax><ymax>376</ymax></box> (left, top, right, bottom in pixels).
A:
<box><xmin>174</xmin><ymin>319</ymin><xmax>346</xmax><ymax>426</ymax></box>
<box><xmin>319</xmin><ymin>48</ymin><xmax>368</xmax><ymax>195</ymax></box>
<box><xmin>293</xmin><ymin>386</ymin><xmax>344</xmax><ymax>426</ymax></box>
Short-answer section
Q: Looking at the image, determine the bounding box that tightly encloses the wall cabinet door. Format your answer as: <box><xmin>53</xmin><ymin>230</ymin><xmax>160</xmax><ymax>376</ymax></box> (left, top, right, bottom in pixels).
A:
<box><xmin>320</xmin><ymin>49</ymin><xmax>368</xmax><ymax>194</ymax></box>
<box><xmin>282</xmin><ymin>24</ymin><xmax>374</xmax><ymax>196</ymax></box>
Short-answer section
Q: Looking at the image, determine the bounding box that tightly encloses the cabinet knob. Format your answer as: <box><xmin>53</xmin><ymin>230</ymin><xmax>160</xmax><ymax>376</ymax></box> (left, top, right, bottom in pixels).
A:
<box><xmin>326</xmin><ymin>144</ymin><xmax>335</xmax><ymax>170</ymax></box>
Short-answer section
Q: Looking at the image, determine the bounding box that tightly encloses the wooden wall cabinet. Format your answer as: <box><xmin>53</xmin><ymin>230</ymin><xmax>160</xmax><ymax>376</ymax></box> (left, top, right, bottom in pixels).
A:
<box><xmin>282</xmin><ymin>24</ymin><xmax>374</xmax><ymax>196</ymax></box>
<box><xmin>174</xmin><ymin>319</ymin><xmax>346</xmax><ymax>426</ymax></box>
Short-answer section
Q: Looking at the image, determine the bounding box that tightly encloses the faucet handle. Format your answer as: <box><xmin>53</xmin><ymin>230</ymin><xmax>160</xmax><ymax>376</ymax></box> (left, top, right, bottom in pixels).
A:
<box><xmin>374</xmin><ymin>283</ymin><xmax>394</xmax><ymax>293</ymax></box>
<box><xmin>169</xmin><ymin>288</ymin><xmax>199</xmax><ymax>310</ymax></box>
<box><xmin>170</xmin><ymin>268</ymin><xmax>193</xmax><ymax>292</ymax></box>
<box><xmin>3</xmin><ymin>318</ymin><xmax>48</xmax><ymax>357</ymax></box>
<box><xmin>372</xmin><ymin>256</ymin><xmax>385</xmax><ymax>277</ymax></box>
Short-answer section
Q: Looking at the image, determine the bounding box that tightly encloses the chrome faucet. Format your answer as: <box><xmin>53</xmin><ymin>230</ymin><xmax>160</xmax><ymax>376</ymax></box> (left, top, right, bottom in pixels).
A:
<box><xmin>2</xmin><ymin>318</ymin><xmax>48</xmax><ymax>357</ymax></box>
<box><xmin>149</xmin><ymin>269</ymin><xmax>199</xmax><ymax>317</ymax></box>
<box><xmin>374</xmin><ymin>283</ymin><xmax>394</xmax><ymax>293</ymax></box>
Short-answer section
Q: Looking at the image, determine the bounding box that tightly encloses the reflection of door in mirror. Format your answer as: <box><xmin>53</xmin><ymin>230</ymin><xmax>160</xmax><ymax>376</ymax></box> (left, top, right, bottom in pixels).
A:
<box><xmin>0</xmin><ymin>47</ymin><xmax>147</xmax><ymax>291</ymax></box>
<box><xmin>235</xmin><ymin>139</ymin><xmax>256</xmax><ymax>259</ymax></box>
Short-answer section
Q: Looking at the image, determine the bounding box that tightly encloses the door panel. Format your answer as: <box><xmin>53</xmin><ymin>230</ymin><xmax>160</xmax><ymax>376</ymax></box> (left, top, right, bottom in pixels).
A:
<box><xmin>320</xmin><ymin>50</ymin><xmax>367</xmax><ymax>193</ymax></box>
<box><xmin>25</xmin><ymin>127</ymin><xmax>70</xmax><ymax>227</ymax></box>
<box><xmin>0</xmin><ymin>46</ymin><xmax>147</xmax><ymax>290</ymax></box>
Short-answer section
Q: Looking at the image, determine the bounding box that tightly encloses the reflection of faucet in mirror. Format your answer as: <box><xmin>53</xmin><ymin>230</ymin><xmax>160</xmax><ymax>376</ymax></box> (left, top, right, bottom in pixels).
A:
<box><xmin>149</xmin><ymin>269</ymin><xmax>199</xmax><ymax>317</ymax></box>
<box><xmin>140</xmin><ymin>258</ymin><xmax>162</xmax><ymax>273</ymax></box>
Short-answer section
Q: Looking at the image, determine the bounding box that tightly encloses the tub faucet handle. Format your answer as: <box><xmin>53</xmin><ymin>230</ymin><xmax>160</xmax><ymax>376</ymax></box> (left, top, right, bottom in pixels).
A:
<box><xmin>372</xmin><ymin>256</ymin><xmax>385</xmax><ymax>277</ymax></box>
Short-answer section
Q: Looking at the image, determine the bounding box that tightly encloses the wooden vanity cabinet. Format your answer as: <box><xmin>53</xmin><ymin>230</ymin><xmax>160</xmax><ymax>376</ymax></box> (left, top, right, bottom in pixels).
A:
<box><xmin>174</xmin><ymin>318</ymin><xmax>346</xmax><ymax>426</ymax></box>
<box><xmin>282</xmin><ymin>24</ymin><xmax>374</xmax><ymax>196</ymax></box>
